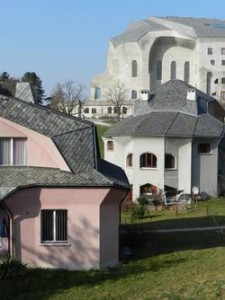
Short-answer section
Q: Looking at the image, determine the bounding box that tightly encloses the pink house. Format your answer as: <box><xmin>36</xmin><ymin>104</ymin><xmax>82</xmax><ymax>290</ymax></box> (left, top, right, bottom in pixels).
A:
<box><xmin>0</xmin><ymin>92</ymin><xmax>129</xmax><ymax>270</ymax></box>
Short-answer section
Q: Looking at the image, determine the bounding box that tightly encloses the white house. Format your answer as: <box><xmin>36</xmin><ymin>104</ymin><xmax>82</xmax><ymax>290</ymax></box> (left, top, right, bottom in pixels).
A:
<box><xmin>86</xmin><ymin>16</ymin><xmax>225</xmax><ymax>119</ymax></box>
<box><xmin>103</xmin><ymin>80</ymin><xmax>225</xmax><ymax>201</ymax></box>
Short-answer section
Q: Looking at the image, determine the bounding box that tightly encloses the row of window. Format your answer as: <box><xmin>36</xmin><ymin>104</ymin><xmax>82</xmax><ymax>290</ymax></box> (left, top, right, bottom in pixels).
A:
<box><xmin>84</xmin><ymin>107</ymin><xmax>128</xmax><ymax>114</ymax></box>
<box><xmin>156</xmin><ymin>61</ymin><xmax>190</xmax><ymax>82</ymax></box>
<box><xmin>126</xmin><ymin>153</ymin><xmax>175</xmax><ymax>169</ymax></box>
<box><xmin>208</xmin><ymin>47</ymin><xmax>225</xmax><ymax>55</ymax></box>
<box><xmin>210</xmin><ymin>59</ymin><xmax>225</xmax><ymax>66</ymax></box>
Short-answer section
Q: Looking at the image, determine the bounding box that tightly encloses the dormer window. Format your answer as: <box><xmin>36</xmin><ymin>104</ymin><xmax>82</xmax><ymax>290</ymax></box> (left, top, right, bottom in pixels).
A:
<box><xmin>0</xmin><ymin>138</ymin><xmax>27</xmax><ymax>165</ymax></box>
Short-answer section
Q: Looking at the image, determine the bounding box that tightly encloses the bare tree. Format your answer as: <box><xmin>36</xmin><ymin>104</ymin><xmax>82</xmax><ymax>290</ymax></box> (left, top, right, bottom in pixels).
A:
<box><xmin>50</xmin><ymin>80</ymin><xmax>85</xmax><ymax>116</ymax></box>
<box><xmin>105</xmin><ymin>81</ymin><xmax>128</xmax><ymax>120</ymax></box>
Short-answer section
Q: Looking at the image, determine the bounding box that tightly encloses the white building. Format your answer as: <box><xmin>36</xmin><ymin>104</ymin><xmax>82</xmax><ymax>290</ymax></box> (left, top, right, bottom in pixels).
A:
<box><xmin>85</xmin><ymin>17</ymin><xmax>225</xmax><ymax>119</ymax></box>
<box><xmin>103</xmin><ymin>80</ymin><xmax>225</xmax><ymax>201</ymax></box>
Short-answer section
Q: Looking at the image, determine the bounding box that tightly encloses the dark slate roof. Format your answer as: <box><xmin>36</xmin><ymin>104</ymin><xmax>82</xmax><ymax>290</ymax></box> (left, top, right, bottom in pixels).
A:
<box><xmin>0</xmin><ymin>96</ymin><xmax>130</xmax><ymax>199</ymax></box>
<box><xmin>104</xmin><ymin>111</ymin><xmax>224</xmax><ymax>139</ymax></box>
<box><xmin>111</xmin><ymin>17</ymin><xmax>225</xmax><ymax>46</ymax></box>
<box><xmin>0</xmin><ymin>166</ymin><xmax>129</xmax><ymax>200</ymax></box>
<box><xmin>134</xmin><ymin>80</ymin><xmax>214</xmax><ymax>116</ymax></box>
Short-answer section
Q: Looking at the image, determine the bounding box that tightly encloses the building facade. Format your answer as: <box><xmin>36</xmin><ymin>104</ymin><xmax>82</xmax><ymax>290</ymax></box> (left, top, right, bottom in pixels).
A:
<box><xmin>86</xmin><ymin>17</ymin><xmax>225</xmax><ymax>118</ymax></box>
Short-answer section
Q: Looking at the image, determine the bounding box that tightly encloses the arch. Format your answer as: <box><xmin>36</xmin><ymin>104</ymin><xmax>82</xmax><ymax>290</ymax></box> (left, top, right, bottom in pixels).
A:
<box><xmin>165</xmin><ymin>153</ymin><xmax>175</xmax><ymax>169</ymax></box>
<box><xmin>184</xmin><ymin>61</ymin><xmax>190</xmax><ymax>83</ymax></box>
<box><xmin>140</xmin><ymin>153</ymin><xmax>157</xmax><ymax>168</ymax></box>
<box><xmin>126</xmin><ymin>153</ymin><xmax>133</xmax><ymax>167</ymax></box>
<box><xmin>107</xmin><ymin>141</ymin><xmax>114</xmax><ymax>151</ymax></box>
<box><xmin>131</xmin><ymin>60</ymin><xmax>137</xmax><ymax>77</ymax></box>
<box><xmin>170</xmin><ymin>61</ymin><xmax>176</xmax><ymax>80</ymax></box>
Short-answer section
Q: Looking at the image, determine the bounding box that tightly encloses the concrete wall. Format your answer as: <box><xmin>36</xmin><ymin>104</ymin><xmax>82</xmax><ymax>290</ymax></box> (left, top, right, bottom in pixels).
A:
<box><xmin>192</xmin><ymin>139</ymin><xmax>219</xmax><ymax>196</ymax></box>
<box><xmin>4</xmin><ymin>186</ymin><xmax>125</xmax><ymax>270</ymax></box>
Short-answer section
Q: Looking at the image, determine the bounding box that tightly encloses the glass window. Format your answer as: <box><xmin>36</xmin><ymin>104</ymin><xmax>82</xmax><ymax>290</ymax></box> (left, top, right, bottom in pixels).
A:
<box><xmin>221</xmin><ymin>91</ymin><xmax>225</xmax><ymax>100</ymax></box>
<box><xmin>210</xmin><ymin>60</ymin><xmax>215</xmax><ymax>66</ymax></box>
<box><xmin>41</xmin><ymin>210</ymin><xmax>67</xmax><ymax>243</ymax></box>
<box><xmin>184</xmin><ymin>61</ymin><xmax>190</xmax><ymax>83</ymax></box>
<box><xmin>165</xmin><ymin>154</ymin><xmax>175</xmax><ymax>169</ymax></box>
<box><xmin>131</xmin><ymin>90</ymin><xmax>137</xmax><ymax>99</ymax></box>
<box><xmin>197</xmin><ymin>143</ymin><xmax>211</xmax><ymax>154</ymax></box>
<box><xmin>222</xmin><ymin>60</ymin><xmax>225</xmax><ymax>66</ymax></box>
<box><xmin>91</xmin><ymin>108</ymin><xmax>97</xmax><ymax>114</ymax></box>
<box><xmin>207</xmin><ymin>47</ymin><xmax>213</xmax><ymax>55</ymax></box>
<box><xmin>222</xmin><ymin>78</ymin><xmax>225</xmax><ymax>84</ymax></box>
<box><xmin>122</xmin><ymin>107</ymin><xmax>127</xmax><ymax>114</ymax></box>
<box><xmin>156</xmin><ymin>61</ymin><xmax>162</xmax><ymax>80</ymax></box>
<box><xmin>84</xmin><ymin>108</ymin><xmax>89</xmax><ymax>114</ymax></box>
<box><xmin>0</xmin><ymin>138</ymin><xmax>26</xmax><ymax>166</ymax></box>
<box><xmin>221</xmin><ymin>48</ymin><xmax>225</xmax><ymax>55</ymax></box>
<box><xmin>94</xmin><ymin>87</ymin><xmax>101</xmax><ymax>99</ymax></box>
<box><xmin>107</xmin><ymin>141</ymin><xmax>114</xmax><ymax>151</ymax></box>
<box><xmin>126</xmin><ymin>154</ymin><xmax>133</xmax><ymax>167</ymax></box>
<box><xmin>140</xmin><ymin>153</ymin><xmax>157</xmax><ymax>168</ymax></box>
<box><xmin>131</xmin><ymin>60</ymin><xmax>137</xmax><ymax>77</ymax></box>
<box><xmin>108</xmin><ymin>107</ymin><xmax>112</xmax><ymax>114</ymax></box>
<box><xmin>170</xmin><ymin>61</ymin><xmax>176</xmax><ymax>80</ymax></box>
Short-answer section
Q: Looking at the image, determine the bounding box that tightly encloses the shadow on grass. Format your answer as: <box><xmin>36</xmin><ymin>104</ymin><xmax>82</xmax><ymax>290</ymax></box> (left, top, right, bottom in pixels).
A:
<box><xmin>121</xmin><ymin>215</ymin><xmax>225</xmax><ymax>260</ymax></box>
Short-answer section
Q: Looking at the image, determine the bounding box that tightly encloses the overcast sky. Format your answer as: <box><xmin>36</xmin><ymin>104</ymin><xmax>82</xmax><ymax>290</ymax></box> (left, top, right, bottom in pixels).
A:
<box><xmin>1</xmin><ymin>0</ymin><xmax>225</xmax><ymax>96</ymax></box>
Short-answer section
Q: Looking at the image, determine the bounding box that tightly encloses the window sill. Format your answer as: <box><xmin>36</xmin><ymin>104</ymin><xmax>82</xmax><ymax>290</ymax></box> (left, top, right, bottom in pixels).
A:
<box><xmin>165</xmin><ymin>168</ymin><xmax>177</xmax><ymax>171</ymax></box>
<box><xmin>40</xmin><ymin>242</ymin><xmax>71</xmax><ymax>247</ymax></box>
<box><xmin>140</xmin><ymin>167</ymin><xmax>157</xmax><ymax>170</ymax></box>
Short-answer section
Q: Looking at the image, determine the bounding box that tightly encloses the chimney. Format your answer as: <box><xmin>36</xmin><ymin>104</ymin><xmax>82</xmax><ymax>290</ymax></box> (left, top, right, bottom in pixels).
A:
<box><xmin>140</xmin><ymin>90</ymin><xmax>150</xmax><ymax>101</ymax></box>
<box><xmin>15</xmin><ymin>82</ymin><xmax>35</xmax><ymax>103</ymax></box>
<box><xmin>186</xmin><ymin>89</ymin><xmax>197</xmax><ymax>101</ymax></box>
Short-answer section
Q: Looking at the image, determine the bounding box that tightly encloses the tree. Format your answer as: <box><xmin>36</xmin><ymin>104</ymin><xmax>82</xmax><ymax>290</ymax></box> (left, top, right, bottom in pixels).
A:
<box><xmin>105</xmin><ymin>81</ymin><xmax>128</xmax><ymax>120</ymax></box>
<box><xmin>50</xmin><ymin>80</ymin><xmax>85</xmax><ymax>116</ymax></box>
<box><xmin>21</xmin><ymin>72</ymin><xmax>45</xmax><ymax>103</ymax></box>
<box><xmin>0</xmin><ymin>72</ymin><xmax>19</xmax><ymax>96</ymax></box>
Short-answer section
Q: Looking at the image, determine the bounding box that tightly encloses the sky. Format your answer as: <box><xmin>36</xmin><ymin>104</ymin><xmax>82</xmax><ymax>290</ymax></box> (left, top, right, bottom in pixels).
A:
<box><xmin>1</xmin><ymin>0</ymin><xmax>225</xmax><ymax>97</ymax></box>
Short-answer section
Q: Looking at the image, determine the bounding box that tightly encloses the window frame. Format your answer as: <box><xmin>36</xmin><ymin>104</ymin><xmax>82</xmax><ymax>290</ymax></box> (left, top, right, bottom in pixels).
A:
<box><xmin>140</xmin><ymin>153</ymin><xmax>157</xmax><ymax>169</ymax></box>
<box><xmin>131</xmin><ymin>90</ymin><xmax>137</xmax><ymax>99</ymax></box>
<box><xmin>126</xmin><ymin>153</ymin><xmax>133</xmax><ymax>167</ymax></box>
<box><xmin>0</xmin><ymin>137</ymin><xmax>27</xmax><ymax>166</ymax></box>
<box><xmin>221</xmin><ymin>47</ymin><xmax>225</xmax><ymax>55</ymax></box>
<box><xmin>41</xmin><ymin>209</ymin><xmax>68</xmax><ymax>244</ymax></box>
<box><xmin>165</xmin><ymin>153</ymin><xmax>176</xmax><ymax>169</ymax></box>
<box><xmin>131</xmin><ymin>60</ymin><xmax>137</xmax><ymax>77</ymax></box>
<box><xmin>197</xmin><ymin>143</ymin><xmax>211</xmax><ymax>154</ymax></box>
<box><xmin>207</xmin><ymin>47</ymin><xmax>213</xmax><ymax>55</ymax></box>
<box><xmin>107</xmin><ymin>141</ymin><xmax>114</xmax><ymax>151</ymax></box>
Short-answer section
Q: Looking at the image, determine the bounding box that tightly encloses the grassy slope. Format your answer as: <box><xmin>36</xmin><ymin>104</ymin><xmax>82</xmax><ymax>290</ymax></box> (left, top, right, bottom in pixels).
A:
<box><xmin>2</xmin><ymin>248</ymin><xmax>225</xmax><ymax>299</ymax></box>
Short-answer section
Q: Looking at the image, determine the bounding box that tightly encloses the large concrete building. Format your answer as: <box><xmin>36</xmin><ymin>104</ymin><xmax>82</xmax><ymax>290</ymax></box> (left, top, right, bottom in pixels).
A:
<box><xmin>85</xmin><ymin>17</ymin><xmax>225</xmax><ymax>119</ymax></box>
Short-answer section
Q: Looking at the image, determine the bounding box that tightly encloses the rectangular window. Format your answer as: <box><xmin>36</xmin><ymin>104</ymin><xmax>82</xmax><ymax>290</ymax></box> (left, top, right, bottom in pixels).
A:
<box><xmin>207</xmin><ymin>47</ymin><xmax>213</xmax><ymax>55</ymax></box>
<box><xmin>222</xmin><ymin>78</ymin><xmax>225</xmax><ymax>84</ymax></box>
<box><xmin>221</xmin><ymin>48</ymin><xmax>225</xmax><ymax>55</ymax></box>
<box><xmin>131</xmin><ymin>90</ymin><xmax>137</xmax><ymax>99</ymax></box>
<box><xmin>222</xmin><ymin>60</ymin><xmax>225</xmax><ymax>66</ymax></box>
<box><xmin>0</xmin><ymin>138</ymin><xmax>26</xmax><ymax>166</ymax></box>
<box><xmin>41</xmin><ymin>210</ymin><xmax>67</xmax><ymax>243</ymax></box>
<box><xmin>156</xmin><ymin>60</ymin><xmax>162</xmax><ymax>80</ymax></box>
<box><xmin>84</xmin><ymin>108</ymin><xmax>89</xmax><ymax>113</ymax></box>
<box><xmin>91</xmin><ymin>108</ymin><xmax>97</xmax><ymax>114</ymax></box>
<box><xmin>94</xmin><ymin>87</ymin><xmax>101</xmax><ymax>99</ymax></box>
<box><xmin>221</xmin><ymin>91</ymin><xmax>225</xmax><ymax>100</ymax></box>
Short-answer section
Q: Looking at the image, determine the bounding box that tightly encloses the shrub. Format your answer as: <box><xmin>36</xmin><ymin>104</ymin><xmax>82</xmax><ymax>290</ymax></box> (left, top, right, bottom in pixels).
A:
<box><xmin>0</xmin><ymin>256</ymin><xmax>27</xmax><ymax>280</ymax></box>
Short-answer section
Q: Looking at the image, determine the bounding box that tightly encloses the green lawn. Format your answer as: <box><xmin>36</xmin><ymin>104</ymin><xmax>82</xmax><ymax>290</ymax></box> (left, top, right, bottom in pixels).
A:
<box><xmin>2</xmin><ymin>247</ymin><xmax>225</xmax><ymax>299</ymax></box>
<box><xmin>2</xmin><ymin>199</ymin><xmax>225</xmax><ymax>299</ymax></box>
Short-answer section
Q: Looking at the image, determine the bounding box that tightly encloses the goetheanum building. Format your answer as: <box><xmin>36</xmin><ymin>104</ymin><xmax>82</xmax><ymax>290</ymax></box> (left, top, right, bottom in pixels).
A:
<box><xmin>85</xmin><ymin>17</ymin><xmax>225</xmax><ymax>119</ymax></box>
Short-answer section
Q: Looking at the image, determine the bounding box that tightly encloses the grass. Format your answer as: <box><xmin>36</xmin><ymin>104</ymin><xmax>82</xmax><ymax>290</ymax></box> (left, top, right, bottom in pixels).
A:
<box><xmin>96</xmin><ymin>125</ymin><xmax>109</xmax><ymax>158</ymax></box>
<box><xmin>2</xmin><ymin>199</ymin><xmax>225</xmax><ymax>299</ymax></box>
<box><xmin>121</xmin><ymin>198</ymin><xmax>225</xmax><ymax>229</ymax></box>
<box><xmin>2</xmin><ymin>247</ymin><xmax>225</xmax><ymax>299</ymax></box>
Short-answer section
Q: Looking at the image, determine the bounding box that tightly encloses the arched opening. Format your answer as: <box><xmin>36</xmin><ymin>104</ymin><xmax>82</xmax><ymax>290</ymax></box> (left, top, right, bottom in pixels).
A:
<box><xmin>165</xmin><ymin>153</ymin><xmax>175</xmax><ymax>169</ymax></box>
<box><xmin>140</xmin><ymin>153</ymin><xmax>157</xmax><ymax>168</ymax></box>
<box><xmin>126</xmin><ymin>153</ymin><xmax>133</xmax><ymax>167</ymax></box>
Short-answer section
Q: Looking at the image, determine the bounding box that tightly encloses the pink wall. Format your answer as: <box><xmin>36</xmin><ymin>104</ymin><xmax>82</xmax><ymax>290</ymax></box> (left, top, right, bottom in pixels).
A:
<box><xmin>0</xmin><ymin>117</ymin><xmax>70</xmax><ymax>171</ymax></box>
<box><xmin>4</xmin><ymin>186</ymin><xmax>126</xmax><ymax>270</ymax></box>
